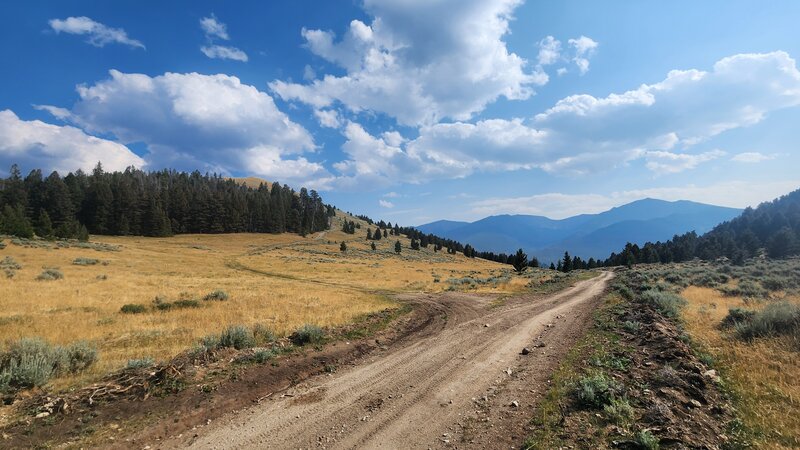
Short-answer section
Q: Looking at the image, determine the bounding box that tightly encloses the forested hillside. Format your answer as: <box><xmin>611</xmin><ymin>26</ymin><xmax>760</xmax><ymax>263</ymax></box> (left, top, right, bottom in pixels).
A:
<box><xmin>0</xmin><ymin>164</ymin><xmax>333</xmax><ymax>239</ymax></box>
<box><xmin>606</xmin><ymin>188</ymin><xmax>800</xmax><ymax>266</ymax></box>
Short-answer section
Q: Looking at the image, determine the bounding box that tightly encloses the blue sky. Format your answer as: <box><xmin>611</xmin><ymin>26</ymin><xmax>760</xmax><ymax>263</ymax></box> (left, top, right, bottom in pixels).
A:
<box><xmin>2</xmin><ymin>1</ymin><xmax>800</xmax><ymax>225</ymax></box>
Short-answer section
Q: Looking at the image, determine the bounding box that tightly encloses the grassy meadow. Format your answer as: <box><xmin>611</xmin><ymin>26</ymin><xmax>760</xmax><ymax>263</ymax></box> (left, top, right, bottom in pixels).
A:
<box><xmin>0</xmin><ymin>213</ymin><xmax>522</xmax><ymax>391</ymax></box>
<box><xmin>636</xmin><ymin>259</ymin><xmax>800</xmax><ymax>448</ymax></box>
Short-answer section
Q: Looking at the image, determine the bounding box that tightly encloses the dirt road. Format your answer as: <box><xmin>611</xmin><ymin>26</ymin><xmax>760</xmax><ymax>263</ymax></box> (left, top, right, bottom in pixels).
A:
<box><xmin>177</xmin><ymin>272</ymin><xmax>612</xmax><ymax>449</ymax></box>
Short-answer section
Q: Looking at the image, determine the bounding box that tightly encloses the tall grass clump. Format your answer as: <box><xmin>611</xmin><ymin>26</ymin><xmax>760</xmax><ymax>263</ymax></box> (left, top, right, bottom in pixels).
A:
<box><xmin>289</xmin><ymin>324</ymin><xmax>326</xmax><ymax>346</ymax></box>
<box><xmin>640</xmin><ymin>289</ymin><xmax>687</xmax><ymax>319</ymax></box>
<box><xmin>203</xmin><ymin>289</ymin><xmax>229</xmax><ymax>301</ymax></box>
<box><xmin>734</xmin><ymin>301</ymin><xmax>800</xmax><ymax>341</ymax></box>
<box><xmin>218</xmin><ymin>325</ymin><xmax>255</xmax><ymax>350</ymax></box>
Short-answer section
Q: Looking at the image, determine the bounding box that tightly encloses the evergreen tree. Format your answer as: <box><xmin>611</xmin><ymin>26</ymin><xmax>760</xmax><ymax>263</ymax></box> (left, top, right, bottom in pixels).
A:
<box><xmin>367</xmin><ymin>228</ymin><xmax>373</xmax><ymax>240</ymax></box>
<box><xmin>340</xmin><ymin>241</ymin><xmax>347</xmax><ymax>252</ymax></box>
<box><xmin>512</xmin><ymin>248</ymin><xmax>528</xmax><ymax>273</ymax></box>
<box><xmin>394</xmin><ymin>240</ymin><xmax>402</xmax><ymax>254</ymax></box>
<box><xmin>1</xmin><ymin>204</ymin><xmax>34</xmax><ymax>238</ymax></box>
<box><xmin>371</xmin><ymin>242</ymin><xmax>376</xmax><ymax>251</ymax></box>
<box><xmin>549</xmin><ymin>262</ymin><xmax>556</xmax><ymax>271</ymax></box>
<box><xmin>35</xmin><ymin>210</ymin><xmax>54</xmax><ymax>239</ymax></box>
<box><xmin>410</xmin><ymin>238</ymin><xmax>420</xmax><ymax>250</ymax></box>
<box><xmin>383</xmin><ymin>229</ymin><xmax>388</xmax><ymax>238</ymax></box>
<box><xmin>562</xmin><ymin>251</ymin><xmax>572</xmax><ymax>272</ymax></box>
<box><xmin>374</xmin><ymin>228</ymin><xmax>382</xmax><ymax>240</ymax></box>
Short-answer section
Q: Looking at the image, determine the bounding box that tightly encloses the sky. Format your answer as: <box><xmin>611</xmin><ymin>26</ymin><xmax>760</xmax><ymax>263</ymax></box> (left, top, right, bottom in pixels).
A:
<box><xmin>1</xmin><ymin>0</ymin><xmax>800</xmax><ymax>225</ymax></box>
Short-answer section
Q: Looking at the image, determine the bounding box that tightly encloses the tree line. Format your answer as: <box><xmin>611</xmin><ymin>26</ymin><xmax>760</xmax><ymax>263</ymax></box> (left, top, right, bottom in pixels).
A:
<box><xmin>603</xmin><ymin>188</ymin><xmax>800</xmax><ymax>267</ymax></box>
<box><xmin>0</xmin><ymin>164</ymin><xmax>333</xmax><ymax>239</ymax></box>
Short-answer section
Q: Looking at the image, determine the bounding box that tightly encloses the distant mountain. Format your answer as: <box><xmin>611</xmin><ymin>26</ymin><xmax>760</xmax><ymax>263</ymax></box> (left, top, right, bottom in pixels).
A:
<box><xmin>416</xmin><ymin>198</ymin><xmax>742</xmax><ymax>263</ymax></box>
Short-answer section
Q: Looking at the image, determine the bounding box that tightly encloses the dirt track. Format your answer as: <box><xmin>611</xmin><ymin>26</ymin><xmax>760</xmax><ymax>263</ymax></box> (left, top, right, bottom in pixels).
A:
<box><xmin>174</xmin><ymin>272</ymin><xmax>612</xmax><ymax>449</ymax></box>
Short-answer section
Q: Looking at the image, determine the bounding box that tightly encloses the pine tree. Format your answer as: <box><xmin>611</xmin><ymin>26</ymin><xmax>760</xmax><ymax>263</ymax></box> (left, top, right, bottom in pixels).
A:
<box><xmin>35</xmin><ymin>210</ymin><xmax>54</xmax><ymax>239</ymax></box>
<box><xmin>410</xmin><ymin>238</ymin><xmax>420</xmax><ymax>250</ymax></box>
<box><xmin>340</xmin><ymin>241</ymin><xmax>347</xmax><ymax>252</ymax></box>
<box><xmin>513</xmin><ymin>248</ymin><xmax>528</xmax><ymax>273</ymax></box>
<box><xmin>383</xmin><ymin>229</ymin><xmax>388</xmax><ymax>238</ymax></box>
<box><xmin>374</xmin><ymin>228</ymin><xmax>382</xmax><ymax>240</ymax></box>
<box><xmin>550</xmin><ymin>262</ymin><xmax>556</xmax><ymax>270</ymax></box>
<box><xmin>367</xmin><ymin>228</ymin><xmax>373</xmax><ymax>240</ymax></box>
<box><xmin>0</xmin><ymin>204</ymin><xmax>34</xmax><ymax>238</ymax></box>
<box><xmin>371</xmin><ymin>242</ymin><xmax>376</xmax><ymax>251</ymax></box>
<box><xmin>562</xmin><ymin>251</ymin><xmax>572</xmax><ymax>272</ymax></box>
<box><xmin>394</xmin><ymin>240</ymin><xmax>402</xmax><ymax>254</ymax></box>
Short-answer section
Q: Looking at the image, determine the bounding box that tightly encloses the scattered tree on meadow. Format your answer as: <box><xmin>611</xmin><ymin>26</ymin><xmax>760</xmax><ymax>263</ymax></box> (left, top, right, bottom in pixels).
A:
<box><xmin>410</xmin><ymin>238</ymin><xmax>420</xmax><ymax>250</ymax></box>
<box><xmin>562</xmin><ymin>251</ymin><xmax>573</xmax><ymax>272</ymax></box>
<box><xmin>367</xmin><ymin>228</ymin><xmax>373</xmax><ymax>240</ymax></box>
<box><xmin>340</xmin><ymin>241</ymin><xmax>347</xmax><ymax>252</ymax></box>
<box><xmin>371</xmin><ymin>241</ymin><xmax>376</xmax><ymax>250</ymax></box>
<box><xmin>394</xmin><ymin>240</ymin><xmax>402</xmax><ymax>254</ymax></box>
<box><xmin>513</xmin><ymin>248</ymin><xmax>528</xmax><ymax>273</ymax></box>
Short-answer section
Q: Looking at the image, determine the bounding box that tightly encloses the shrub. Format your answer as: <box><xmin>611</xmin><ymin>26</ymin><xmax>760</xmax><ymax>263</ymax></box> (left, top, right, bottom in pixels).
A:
<box><xmin>0</xmin><ymin>338</ymin><xmax>97</xmax><ymax>391</ymax></box>
<box><xmin>612</xmin><ymin>283</ymin><xmax>634</xmax><ymax>300</ymax></box>
<box><xmin>720</xmin><ymin>307</ymin><xmax>756</xmax><ymax>329</ymax></box>
<box><xmin>120</xmin><ymin>303</ymin><xmax>147</xmax><ymax>314</ymax></box>
<box><xmin>0</xmin><ymin>256</ymin><xmax>21</xmax><ymax>270</ymax></box>
<box><xmin>199</xmin><ymin>334</ymin><xmax>220</xmax><ymax>350</ymax></box>
<box><xmin>252</xmin><ymin>324</ymin><xmax>276</xmax><ymax>344</ymax></box>
<box><xmin>219</xmin><ymin>325</ymin><xmax>255</xmax><ymax>350</ymax></box>
<box><xmin>575</xmin><ymin>373</ymin><xmax>621</xmax><ymax>408</ymax></box>
<box><xmin>634</xmin><ymin>429</ymin><xmax>660</xmax><ymax>449</ymax></box>
<box><xmin>640</xmin><ymin>290</ymin><xmax>686</xmax><ymax>318</ymax></box>
<box><xmin>173</xmin><ymin>299</ymin><xmax>200</xmax><ymax>309</ymax></box>
<box><xmin>761</xmin><ymin>276</ymin><xmax>787</xmax><ymax>292</ymax></box>
<box><xmin>204</xmin><ymin>290</ymin><xmax>229</xmax><ymax>301</ymax></box>
<box><xmin>62</xmin><ymin>341</ymin><xmax>98</xmax><ymax>373</ymax></box>
<box><xmin>603</xmin><ymin>398</ymin><xmax>634</xmax><ymax>425</ymax></box>
<box><xmin>36</xmin><ymin>268</ymin><xmax>63</xmax><ymax>281</ymax></box>
<box><xmin>72</xmin><ymin>257</ymin><xmax>100</xmax><ymax>266</ymax></box>
<box><xmin>126</xmin><ymin>357</ymin><xmax>155</xmax><ymax>369</ymax></box>
<box><xmin>622</xmin><ymin>321</ymin><xmax>641</xmax><ymax>333</ymax></box>
<box><xmin>734</xmin><ymin>301</ymin><xmax>800</xmax><ymax>341</ymax></box>
<box><xmin>253</xmin><ymin>349</ymin><xmax>275</xmax><ymax>364</ymax></box>
<box><xmin>289</xmin><ymin>324</ymin><xmax>326</xmax><ymax>346</ymax></box>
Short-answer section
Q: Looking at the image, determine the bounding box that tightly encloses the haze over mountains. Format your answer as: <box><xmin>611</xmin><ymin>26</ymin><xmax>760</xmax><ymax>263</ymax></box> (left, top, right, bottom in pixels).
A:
<box><xmin>417</xmin><ymin>199</ymin><xmax>742</xmax><ymax>263</ymax></box>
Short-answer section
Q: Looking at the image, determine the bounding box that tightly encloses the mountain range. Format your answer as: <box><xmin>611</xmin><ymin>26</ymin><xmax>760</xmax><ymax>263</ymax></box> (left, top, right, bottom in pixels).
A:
<box><xmin>416</xmin><ymin>199</ymin><xmax>742</xmax><ymax>263</ymax></box>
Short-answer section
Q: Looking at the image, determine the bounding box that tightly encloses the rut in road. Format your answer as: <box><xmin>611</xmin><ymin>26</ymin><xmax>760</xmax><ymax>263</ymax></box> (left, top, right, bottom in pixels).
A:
<box><xmin>183</xmin><ymin>273</ymin><xmax>612</xmax><ymax>449</ymax></box>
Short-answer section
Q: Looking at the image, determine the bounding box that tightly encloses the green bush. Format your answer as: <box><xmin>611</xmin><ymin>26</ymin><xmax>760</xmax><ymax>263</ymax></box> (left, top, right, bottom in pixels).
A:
<box><xmin>612</xmin><ymin>283</ymin><xmax>634</xmax><ymax>300</ymax></box>
<box><xmin>253</xmin><ymin>349</ymin><xmax>276</xmax><ymax>363</ymax></box>
<box><xmin>603</xmin><ymin>398</ymin><xmax>634</xmax><ymax>425</ymax></box>
<box><xmin>199</xmin><ymin>334</ymin><xmax>220</xmax><ymax>350</ymax></box>
<box><xmin>0</xmin><ymin>338</ymin><xmax>97</xmax><ymax>391</ymax></box>
<box><xmin>640</xmin><ymin>290</ymin><xmax>687</xmax><ymax>318</ymax></box>
<box><xmin>126</xmin><ymin>357</ymin><xmax>155</xmax><ymax>369</ymax></box>
<box><xmin>761</xmin><ymin>276</ymin><xmax>787</xmax><ymax>292</ymax></box>
<box><xmin>0</xmin><ymin>256</ymin><xmax>21</xmax><ymax>270</ymax></box>
<box><xmin>204</xmin><ymin>290</ymin><xmax>229</xmax><ymax>301</ymax></box>
<box><xmin>289</xmin><ymin>324</ymin><xmax>326</xmax><ymax>346</ymax></box>
<box><xmin>622</xmin><ymin>320</ymin><xmax>641</xmax><ymax>333</ymax></box>
<box><xmin>252</xmin><ymin>324</ymin><xmax>276</xmax><ymax>344</ymax></box>
<box><xmin>72</xmin><ymin>257</ymin><xmax>100</xmax><ymax>266</ymax></box>
<box><xmin>36</xmin><ymin>268</ymin><xmax>63</xmax><ymax>281</ymax></box>
<box><xmin>634</xmin><ymin>429</ymin><xmax>660</xmax><ymax>449</ymax></box>
<box><xmin>120</xmin><ymin>303</ymin><xmax>147</xmax><ymax>314</ymax></box>
<box><xmin>575</xmin><ymin>373</ymin><xmax>622</xmax><ymax>408</ymax></box>
<box><xmin>720</xmin><ymin>307</ymin><xmax>756</xmax><ymax>329</ymax></box>
<box><xmin>734</xmin><ymin>301</ymin><xmax>800</xmax><ymax>341</ymax></box>
<box><xmin>219</xmin><ymin>325</ymin><xmax>255</xmax><ymax>350</ymax></box>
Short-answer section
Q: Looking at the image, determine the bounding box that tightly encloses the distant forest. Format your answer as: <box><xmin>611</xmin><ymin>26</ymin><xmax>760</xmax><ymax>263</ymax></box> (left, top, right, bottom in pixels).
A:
<box><xmin>0</xmin><ymin>164</ymin><xmax>334</xmax><ymax>239</ymax></box>
<box><xmin>605</xmin><ymin>188</ymin><xmax>800</xmax><ymax>266</ymax></box>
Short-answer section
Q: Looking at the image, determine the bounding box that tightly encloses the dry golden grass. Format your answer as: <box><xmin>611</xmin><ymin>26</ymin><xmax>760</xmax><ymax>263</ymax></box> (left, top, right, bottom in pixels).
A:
<box><xmin>681</xmin><ymin>286</ymin><xmax>800</xmax><ymax>448</ymax></box>
<box><xmin>0</xmin><ymin>213</ymin><xmax>512</xmax><ymax>389</ymax></box>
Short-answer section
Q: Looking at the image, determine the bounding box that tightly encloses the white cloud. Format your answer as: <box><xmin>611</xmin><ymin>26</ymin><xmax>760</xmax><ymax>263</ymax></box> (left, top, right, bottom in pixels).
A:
<box><xmin>199</xmin><ymin>14</ymin><xmax>247</xmax><ymax>62</ymax></box>
<box><xmin>200</xmin><ymin>14</ymin><xmax>229</xmax><ymax>40</ymax></box>
<box><xmin>0</xmin><ymin>109</ymin><xmax>144</xmax><ymax>174</ymax></box>
<box><xmin>303</xmin><ymin>64</ymin><xmax>316</xmax><ymax>81</ymax></box>
<box><xmin>379</xmin><ymin>199</ymin><xmax>395</xmax><ymax>208</ymax></box>
<box><xmin>732</xmin><ymin>152</ymin><xmax>775</xmax><ymax>163</ymax></box>
<box><xmin>537</xmin><ymin>36</ymin><xmax>562</xmax><ymax>66</ymax></box>
<box><xmin>48</xmin><ymin>16</ymin><xmax>144</xmax><ymax>49</ymax></box>
<box><xmin>568</xmin><ymin>36</ymin><xmax>598</xmax><ymax>75</ymax></box>
<box><xmin>42</xmin><ymin>70</ymin><xmax>324</xmax><ymax>185</ymax></box>
<box><xmin>325</xmin><ymin>51</ymin><xmax>800</xmax><ymax>188</ymax></box>
<box><xmin>383</xmin><ymin>191</ymin><xmax>400</xmax><ymax>198</ymax></box>
<box><xmin>201</xmin><ymin>45</ymin><xmax>248</xmax><ymax>62</ymax></box>
<box><xmin>468</xmin><ymin>180</ymin><xmax>800</xmax><ymax>220</ymax></box>
<box><xmin>32</xmin><ymin>104</ymin><xmax>72</xmax><ymax>120</ymax></box>
<box><xmin>270</xmin><ymin>0</ymin><xmax>546</xmax><ymax>126</ymax></box>
<box><xmin>644</xmin><ymin>149</ymin><xmax>726</xmax><ymax>174</ymax></box>
<box><xmin>314</xmin><ymin>109</ymin><xmax>342</xmax><ymax>128</ymax></box>
<box><xmin>556</xmin><ymin>67</ymin><xmax>568</xmax><ymax>76</ymax></box>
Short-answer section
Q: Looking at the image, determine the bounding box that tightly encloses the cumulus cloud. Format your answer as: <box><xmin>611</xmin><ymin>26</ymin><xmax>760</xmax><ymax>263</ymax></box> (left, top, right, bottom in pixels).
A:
<box><xmin>379</xmin><ymin>199</ymin><xmax>395</xmax><ymax>208</ymax></box>
<box><xmin>0</xmin><ymin>109</ymin><xmax>144</xmax><ymax>174</ymax></box>
<box><xmin>270</xmin><ymin>0</ymin><xmax>546</xmax><ymax>126</ymax></box>
<box><xmin>568</xmin><ymin>36</ymin><xmax>598</xmax><ymax>74</ymax></box>
<box><xmin>40</xmin><ymin>70</ymin><xmax>324</xmax><ymax>185</ymax></box>
<box><xmin>732</xmin><ymin>152</ymin><xmax>775</xmax><ymax>163</ymax></box>
<box><xmin>200</xmin><ymin>14</ymin><xmax>229</xmax><ymax>40</ymax></box>
<box><xmin>48</xmin><ymin>16</ymin><xmax>144</xmax><ymax>49</ymax></box>
<box><xmin>644</xmin><ymin>149</ymin><xmax>726</xmax><ymax>174</ymax></box>
<box><xmin>201</xmin><ymin>45</ymin><xmax>248</xmax><ymax>62</ymax></box>
<box><xmin>537</xmin><ymin>36</ymin><xmax>562</xmax><ymax>66</ymax></box>
<box><xmin>468</xmin><ymin>180</ymin><xmax>800</xmax><ymax>220</ymax></box>
<box><xmin>199</xmin><ymin>14</ymin><xmax>247</xmax><ymax>62</ymax></box>
<box><xmin>314</xmin><ymin>109</ymin><xmax>342</xmax><ymax>128</ymax></box>
<box><xmin>326</xmin><ymin>51</ymin><xmax>800</xmax><ymax>188</ymax></box>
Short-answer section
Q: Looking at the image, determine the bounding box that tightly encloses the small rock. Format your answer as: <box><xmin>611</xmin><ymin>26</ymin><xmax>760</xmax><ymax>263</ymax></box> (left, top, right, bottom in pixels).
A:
<box><xmin>690</xmin><ymin>399</ymin><xmax>703</xmax><ymax>408</ymax></box>
<box><xmin>521</xmin><ymin>347</ymin><xmax>531</xmax><ymax>355</ymax></box>
<box><xmin>534</xmin><ymin>342</ymin><xmax>546</xmax><ymax>348</ymax></box>
<box><xmin>484</xmin><ymin>324</ymin><xmax>490</xmax><ymax>328</ymax></box>
<box><xmin>510</xmin><ymin>401</ymin><xmax>519</xmax><ymax>408</ymax></box>
<box><xmin>34</xmin><ymin>412</ymin><xmax>49</xmax><ymax>419</ymax></box>
<box><xmin>505</xmin><ymin>368</ymin><xmax>513</xmax><ymax>376</ymax></box>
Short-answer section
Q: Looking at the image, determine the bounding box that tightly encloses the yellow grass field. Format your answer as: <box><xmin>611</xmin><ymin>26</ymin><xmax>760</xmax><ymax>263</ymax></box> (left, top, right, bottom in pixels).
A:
<box><xmin>0</xmin><ymin>213</ymin><xmax>520</xmax><ymax>389</ymax></box>
<box><xmin>681</xmin><ymin>286</ymin><xmax>800</xmax><ymax>449</ymax></box>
